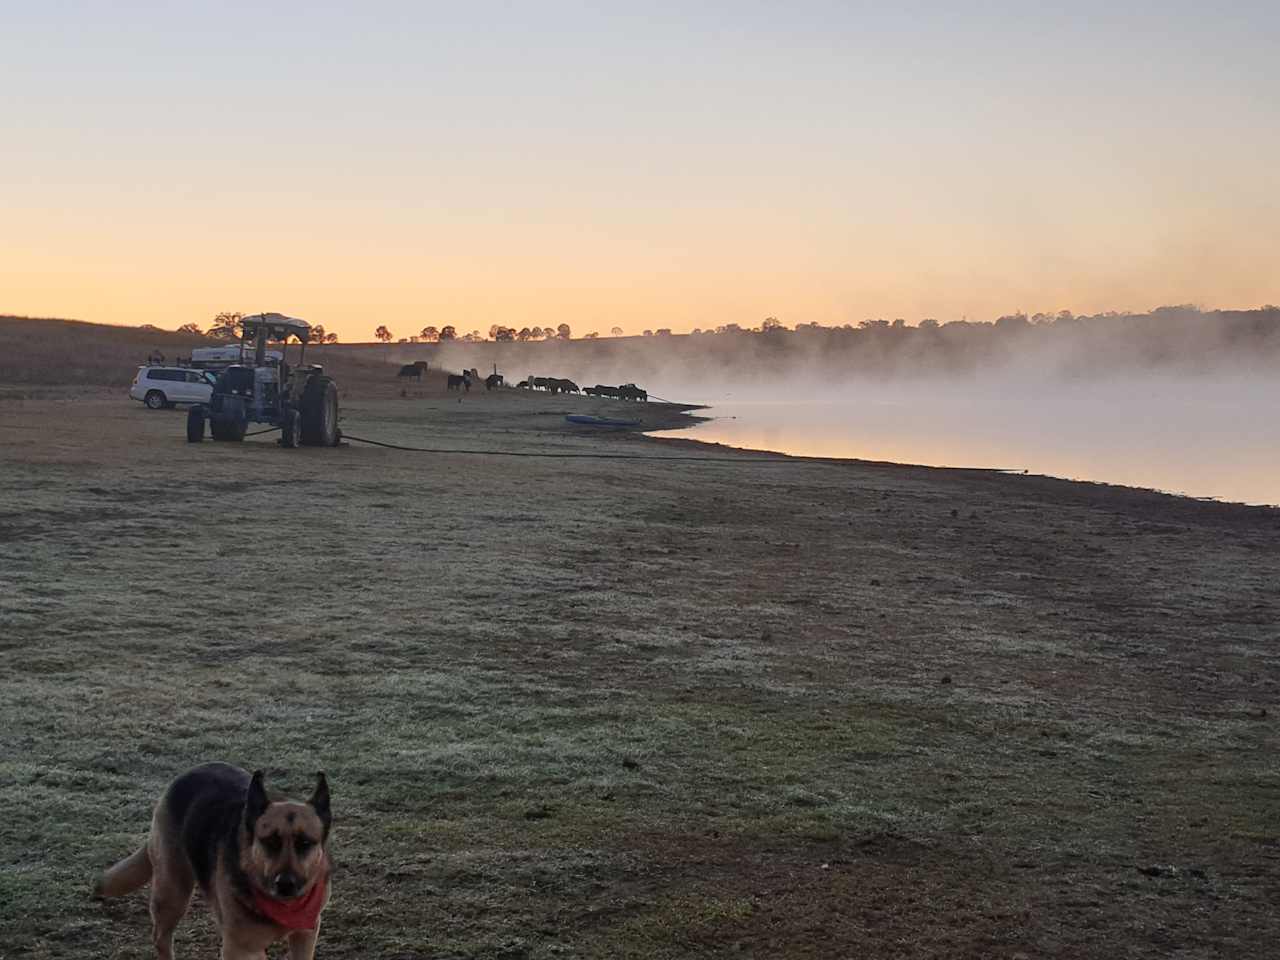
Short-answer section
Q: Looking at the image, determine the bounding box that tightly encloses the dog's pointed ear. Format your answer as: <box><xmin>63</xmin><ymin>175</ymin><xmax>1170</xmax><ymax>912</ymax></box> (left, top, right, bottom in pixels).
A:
<box><xmin>244</xmin><ymin>770</ymin><xmax>270</xmax><ymax>830</ymax></box>
<box><xmin>308</xmin><ymin>772</ymin><xmax>331</xmax><ymax>834</ymax></box>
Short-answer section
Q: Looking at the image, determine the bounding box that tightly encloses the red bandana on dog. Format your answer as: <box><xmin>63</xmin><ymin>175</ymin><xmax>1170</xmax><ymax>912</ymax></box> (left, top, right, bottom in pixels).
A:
<box><xmin>253</xmin><ymin>874</ymin><xmax>327</xmax><ymax>930</ymax></box>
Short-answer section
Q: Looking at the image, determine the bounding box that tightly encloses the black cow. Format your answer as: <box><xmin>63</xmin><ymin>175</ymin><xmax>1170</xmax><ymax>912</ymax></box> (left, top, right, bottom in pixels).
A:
<box><xmin>398</xmin><ymin>364</ymin><xmax>422</xmax><ymax>381</ymax></box>
<box><xmin>447</xmin><ymin>373</ymin><xmax>472</xmax><ymax>392</ymax></box>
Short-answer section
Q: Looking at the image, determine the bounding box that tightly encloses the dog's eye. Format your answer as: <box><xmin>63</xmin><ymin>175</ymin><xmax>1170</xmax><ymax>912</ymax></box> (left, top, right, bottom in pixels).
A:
<box><xmin>295</xmin><ymin>836</ymin><xmax>314</xmax><ymax>855</ymax></box>
<box><xmin>260</xmin><ymin>834</ymin><xmax>282</xmax><ymax>855</ymax></box>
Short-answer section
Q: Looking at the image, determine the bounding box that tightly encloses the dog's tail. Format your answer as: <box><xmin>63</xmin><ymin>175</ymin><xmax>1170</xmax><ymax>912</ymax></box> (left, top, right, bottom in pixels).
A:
<box><xmin>94</xmin><ymin>847</ymin><xmax>152</xmax><ymax>899</ymax></box>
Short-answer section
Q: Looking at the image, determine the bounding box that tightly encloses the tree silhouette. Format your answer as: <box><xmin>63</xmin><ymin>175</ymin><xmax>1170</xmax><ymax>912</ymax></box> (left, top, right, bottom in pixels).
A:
<box><xmin>610</xmin><ymin>326</ymin><xmax>623</xmax><ymax>337</ymax></box>
<box><xmin>420</xmin><ymin>326</ymin><xmax>439</xmax><ymax>342</ymax></box>
<box><xmin>761</xmin><ymin>317</ymin><xmax>784</xmax><ymax>332</ymax></box>
<box><xmin>517</xmin><ymin>327</ymin><xmax>532</xmax><ymax>341</ymax></box>
<box><xmin>556</xmin><ymin>323</ymin><xmax>571</xmax><ymax>340</ymax></box>
<box><xmin>177</xmin><ymin>322</ymin><xmax>203</xmax><ymax>336</ymax></box>
<box><xmin>994</xmin><ymin>313</ymin><xmax>1030</xmax><ymax>331</ymax></box>
<box><xmin>208</xmin><ymin>312</ymin><xmax>243</xmax><ymax>341</ymax></box>
<box><xmin>325</xmin><ymin>332</ymin><xmax>339</xmax><ymax>344</ymax></box>
<box><xmin>438</xmin><ymin>325</ymin><xmax>457</xmax><ymax>340</ymax></box>
<box><xmin>375</xmin><ymin>325</ymin><xmax>393</xmax><ymax>343</ymax></box>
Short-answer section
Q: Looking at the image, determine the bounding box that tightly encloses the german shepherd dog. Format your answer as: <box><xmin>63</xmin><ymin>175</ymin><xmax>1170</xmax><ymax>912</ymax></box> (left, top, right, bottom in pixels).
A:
<box><xmin>95</xmin><ymin>763</ymin><xmax>332</xmax><ymax>959</ymax></box>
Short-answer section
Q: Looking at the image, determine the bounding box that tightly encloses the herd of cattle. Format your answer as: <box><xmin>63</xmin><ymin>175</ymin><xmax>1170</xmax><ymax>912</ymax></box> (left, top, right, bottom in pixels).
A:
<box><xmin>515</xmin><ymin>377</ymin><xmax>647</xmax><ymax>401</ymax></box>
<box><xmin>585</xmin><ymin>383</ymin><xmax>648</xmax><ymax>401</ymax></box>
<box><xmin>396</xmin><ymin>361</ymin><xmax>647</xmax><ymax>401</ymax></box>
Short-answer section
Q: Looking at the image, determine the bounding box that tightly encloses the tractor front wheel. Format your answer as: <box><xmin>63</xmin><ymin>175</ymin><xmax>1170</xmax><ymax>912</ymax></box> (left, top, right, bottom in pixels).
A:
<box><xmin>210</xmin><ymin>397</ymin><xmax>247</xmax><ymax>442</ymax></box>
<box><xmin>300</xmin><ymin>378</ymin><xmax>339</xmax><ymax>447</ymax></box>
<box><xmin>210</xmin><ymin>419</ymin><xmax>246</xmax><ymax>442</ymax></box>
<box><xmin>186</xmin><ymin>407</ymin><xmax>205</xmax><ymax>443</ymax></box>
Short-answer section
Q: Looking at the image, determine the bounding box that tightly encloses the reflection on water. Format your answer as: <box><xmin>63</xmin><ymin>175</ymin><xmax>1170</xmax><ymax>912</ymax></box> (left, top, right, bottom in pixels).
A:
<box><xmin>649</xmin><ymin>376</ymin><xmax>1280</xmax><ymax>506</ymax></box>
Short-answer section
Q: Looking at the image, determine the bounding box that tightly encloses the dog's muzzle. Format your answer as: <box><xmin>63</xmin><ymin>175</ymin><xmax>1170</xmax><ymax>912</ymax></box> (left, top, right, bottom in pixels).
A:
<box><xmin>273</xmin><ymin>872</ymin><xmax>303</xmax><ymax>898</ymax></box>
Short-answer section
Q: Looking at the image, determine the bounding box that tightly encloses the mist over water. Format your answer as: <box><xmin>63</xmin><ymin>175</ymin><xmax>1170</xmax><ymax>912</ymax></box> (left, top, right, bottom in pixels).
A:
<box><xmin>419</xmin><ymin>310</ymin><xmax>1280</xmax><ymax>505</ymax></box>
<box><xmin>648</xmin><ymin>374</ymin><xmax>1280</xmax><ymax>506</ymax></box>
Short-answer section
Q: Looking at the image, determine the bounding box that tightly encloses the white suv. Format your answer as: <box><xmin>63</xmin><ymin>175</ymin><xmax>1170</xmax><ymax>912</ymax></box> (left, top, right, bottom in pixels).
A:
<box><xmin>130</xmin><ymin>366</ymin><xmax>218</xmax><ymax>410</ymax></box>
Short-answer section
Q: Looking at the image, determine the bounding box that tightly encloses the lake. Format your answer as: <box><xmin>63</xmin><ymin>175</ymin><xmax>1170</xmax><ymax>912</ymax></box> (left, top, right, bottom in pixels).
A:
<box><xmin>648</xmin><ymin>374</ymin><xmax>1280</xmax><ymax>506</ymax></box>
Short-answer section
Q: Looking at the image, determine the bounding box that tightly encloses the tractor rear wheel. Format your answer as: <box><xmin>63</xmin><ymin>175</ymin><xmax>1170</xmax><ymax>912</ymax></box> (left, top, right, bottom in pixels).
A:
<box><xmin>186</xmin><ymin>407</ymin><xmax>205</xmax><ymax>442</ymax></box>
<box><xmin>300</xmin><ymin>378</ymin><xmax>339</xmax><ymax>447</ymax></box>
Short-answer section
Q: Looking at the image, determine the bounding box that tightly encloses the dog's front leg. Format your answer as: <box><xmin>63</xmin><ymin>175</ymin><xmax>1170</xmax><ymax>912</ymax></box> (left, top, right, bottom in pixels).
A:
<box><xmin>287</xmin><ymin>922</ymin><xmax>320</xmax><ymax>960</ymax></box>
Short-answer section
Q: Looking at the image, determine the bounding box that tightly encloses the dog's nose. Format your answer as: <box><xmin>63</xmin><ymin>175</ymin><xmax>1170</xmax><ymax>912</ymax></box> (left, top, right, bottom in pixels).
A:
<box><xmin>274</xmin><ymin>873</ymin><xmax>301</xmax><ymax>898</ymax></box>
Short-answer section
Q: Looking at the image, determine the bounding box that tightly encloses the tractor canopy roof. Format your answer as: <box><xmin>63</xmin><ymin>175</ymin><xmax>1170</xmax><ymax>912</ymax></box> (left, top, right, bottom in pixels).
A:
<box><xmin>241</xmin><ymin>312</ymin><xmax>311</xmax><ymax>342</ymax></box>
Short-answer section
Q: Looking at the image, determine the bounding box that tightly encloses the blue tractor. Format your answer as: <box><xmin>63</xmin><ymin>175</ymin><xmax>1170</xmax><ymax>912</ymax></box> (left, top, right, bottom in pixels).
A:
<box><xmin>186</xmin><ymin>313</ymin><xmax>341</xmax><ymax>448</ymax></box>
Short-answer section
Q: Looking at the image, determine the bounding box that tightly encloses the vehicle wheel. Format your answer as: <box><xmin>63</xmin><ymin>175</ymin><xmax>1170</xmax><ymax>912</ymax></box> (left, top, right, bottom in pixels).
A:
<box><xmin>144</xmin><ymin>390</ymin><xmax>167</xmax><ymax>410</ymax></box>
<box><xmin>186</xmin><ymin>407</ymin><xmax>205</xmax><ymax>443</ymax></box>
<box><xmin>280</xmin><ymin>409</ymin><xmax>301</xmax><ymax>449</ymax></box>
<box><xmin>210</xmin><ymin>396</ymin><xmax>247</xmax><ymax>442</ymax></box>
<box><xmin>300</xmin><ymin>377</ymin><xmax>339</xmax><ymax>447</ymax></box>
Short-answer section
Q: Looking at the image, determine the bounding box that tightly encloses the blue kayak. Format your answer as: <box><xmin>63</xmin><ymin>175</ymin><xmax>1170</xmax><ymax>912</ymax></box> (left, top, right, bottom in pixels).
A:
<box><xmin>565</xmin><ymin>415</ymin><xmax>641</xmax><ymax>428</ymax></box>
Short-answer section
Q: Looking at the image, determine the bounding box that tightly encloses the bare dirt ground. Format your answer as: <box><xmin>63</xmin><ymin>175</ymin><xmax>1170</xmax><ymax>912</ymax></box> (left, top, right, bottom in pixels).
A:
<box><xmin>1</xmin><ymin>372</ymin><xmax>1278</xmax><ymax>959</ymax></box>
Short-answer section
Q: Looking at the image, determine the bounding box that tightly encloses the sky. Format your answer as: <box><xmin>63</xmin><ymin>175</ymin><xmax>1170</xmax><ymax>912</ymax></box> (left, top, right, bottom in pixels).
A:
<box><xmin>3</xmin><ymin>2</ymin><xmax>1278</xmax><ymax>341</ymax></box>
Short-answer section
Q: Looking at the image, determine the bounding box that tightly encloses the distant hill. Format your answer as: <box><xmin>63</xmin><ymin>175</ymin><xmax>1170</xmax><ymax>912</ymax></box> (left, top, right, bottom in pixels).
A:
<box><xmin>381</xmin><ymin>305</ymin><xmax>1280</xmax><ymax>385</ymax></box>
<box><xmin>4</xmin><ymin>306</ymin><xmax>1279</xmax><ymax>390</ymax></box>
<box><xmin>0</xmin><ymin>315</ymin><xmax>391</xmax><ymax>388</ymax></box>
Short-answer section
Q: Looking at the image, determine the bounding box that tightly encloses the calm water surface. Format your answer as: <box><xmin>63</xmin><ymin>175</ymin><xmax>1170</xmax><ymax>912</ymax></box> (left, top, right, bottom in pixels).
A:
<box><xmin>648</xmin><ymin>376</ymin><xmax>1280</xmax><ymax>506</ymax></box>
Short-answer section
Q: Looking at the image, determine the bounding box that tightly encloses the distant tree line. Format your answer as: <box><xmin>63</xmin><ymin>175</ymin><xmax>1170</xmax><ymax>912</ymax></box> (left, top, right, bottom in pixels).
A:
<box><xmin>659</xmin><ymin>305</ymin><xmax>1280</xmax><ymax>378</ymax></box>
<box><xmin>167</xmin><ymin>306</ymin><xmax>1280</xmax><ymax>369</ymax></box>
